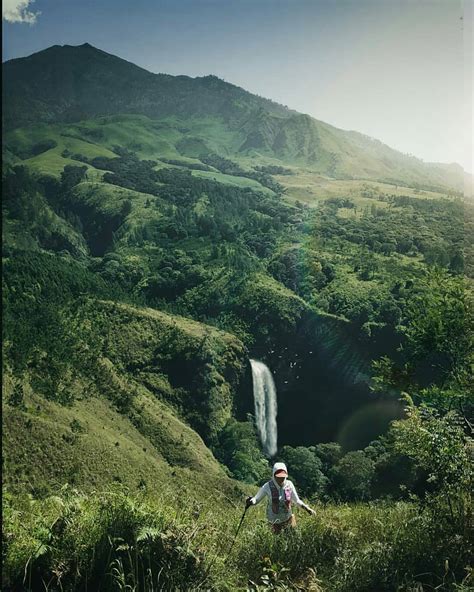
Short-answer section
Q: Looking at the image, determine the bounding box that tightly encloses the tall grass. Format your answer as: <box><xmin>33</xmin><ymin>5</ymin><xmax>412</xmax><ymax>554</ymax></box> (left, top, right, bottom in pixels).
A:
<box><xmin>2</xmin><ymin>487</ymin><xmax>472</xmax><ymax>591</ymax></box>
<box><xmin>2</xmin><ymin>486</ymin><xmax>220</xmax><ymax>591</ymax></box>
<box><xmin>236</xmin><ymin>501</ymin><xmax>472</xmax><ymax>591</ymax></box>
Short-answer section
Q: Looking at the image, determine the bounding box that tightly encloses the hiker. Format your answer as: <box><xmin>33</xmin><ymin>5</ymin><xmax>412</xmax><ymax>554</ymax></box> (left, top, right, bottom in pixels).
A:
<box><xmin>245</xmin><ymin>462</ymin><xmax>316</xmax><ymax>533</ymax></box>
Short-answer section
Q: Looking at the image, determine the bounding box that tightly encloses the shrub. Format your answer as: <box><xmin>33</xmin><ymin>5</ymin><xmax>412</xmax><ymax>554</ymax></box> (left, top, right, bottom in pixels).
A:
<box><xmin>330</xmin><ymin>451</ymin><xmax>375</xmax><ymax>501</ymax></box>
<box><xmin>215</xmin><ymin>418</ymin><xmax>268</xmax><ymax>484</ymax></box>
<box><xmin>2</xmin><ymin>488</ymin><xmax>211</xmax><ymax>591</ymax></box>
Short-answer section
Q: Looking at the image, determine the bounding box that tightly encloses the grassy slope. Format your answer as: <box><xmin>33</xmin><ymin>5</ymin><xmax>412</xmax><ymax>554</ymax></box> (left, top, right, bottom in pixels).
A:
<box><xmin>3</xmin><ymin>113</ymin><xmax>461</xmax><ymax>449</ymax></box>
<box><xmin>3</xmin><ymin>297</ymin><xmax>248</xmax><ymax>499</ymax></box>
<box><xmin>277</xmin><ymin>171</ymin><xmax>451</xmax><ymax>208</ymax></box>
<box><xmin>4</xmin><ymin>114</ymin><xmax>466</xmax><ymax>196</ymax></box>
<box><xmin>2</xmin><ymin>388</ymin><xmax>246</xmax><ymax>500</ymax></box>
<box><xmin>191</xmin><ymin>169</ymin><xmax>274</xmax><ymax>194</ymax></box>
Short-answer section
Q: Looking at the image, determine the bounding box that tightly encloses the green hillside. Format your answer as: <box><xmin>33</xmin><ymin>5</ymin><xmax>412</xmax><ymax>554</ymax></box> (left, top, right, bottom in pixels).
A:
<box><xmin>2</xmin><ymin>43</ymin><xmax>472</xmax><ymax>591</ymax></box>
<box><xmin>3</xmin><ymin>294</ymin><xmax>249</xmax><ymax>494</ymax></box>
<box><xmin>3</xmin><ymin>43</ymin><xmax>469</xmax><ymax>192</ymax></box>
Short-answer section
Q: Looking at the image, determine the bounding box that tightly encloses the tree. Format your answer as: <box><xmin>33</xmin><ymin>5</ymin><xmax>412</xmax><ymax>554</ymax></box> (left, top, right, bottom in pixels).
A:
<box><xmin>60</xmin><ymin>165</ymin><xmax>87</xmax><ymax>190</ymax></box>
<box><xmin>401</xmin><ymin>270</ymin><xmax>473</xmax><ymax>394</ymax></box>
<box><xmin>379</xmin><ymin>240</ymin><xmax>396</xmax><ymax>256</ymax></box>
<box><xmin>449</xmin><ymin>251</ymin><xmax>464</xmax><ymax>275</ymax></box>
<box><xmin>391</xmin><ymin>398</ymin><xmax>472</xmax><ymax>523</ymax></box>
<box><xmin>424</xmin><ymin>245</ymin><xmax>450</xmax><ymax>267</ymax></box>
<box><xmin>330</xmin><ymin>451</ymin><xmax>375</xmax><ymax>501</ymax></box>
<box><xmin>280</xmin><ymin>446</ymin><xmax>328</xmax><ymax>497</ymax></box>
<box><xmin>314</xmin><ymin>442</ymin><xmax>343</xmax><ymax>473</ymax></box>
<box><xmin>372</xmin><ymin>270</ymin><xmax>473</xmax><ymax>415</ymax></box>
<box><xmin>215</xmin><ymin>418</ymin><xmax>268</xmax><ymax>484</ymax></box>
<box><xmin>120</xmin><ymin>198</ymin><xmax>132</xmax><ymax>217</ymax></box>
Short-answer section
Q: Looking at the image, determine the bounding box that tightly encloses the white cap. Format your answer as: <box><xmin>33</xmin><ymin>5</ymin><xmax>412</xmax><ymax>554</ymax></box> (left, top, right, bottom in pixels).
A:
<box><xmin>272</xmin><ymin>462</ymin><xmax>288</xmax><ymax>477</ymax></box>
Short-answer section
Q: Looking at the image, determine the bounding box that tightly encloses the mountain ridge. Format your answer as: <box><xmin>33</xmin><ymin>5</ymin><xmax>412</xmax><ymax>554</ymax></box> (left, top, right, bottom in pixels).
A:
<box><xmin>2</xmin><ymin>42</ymin><xmax>292</xmax><ymax>128</ymax></box>
<box><xmin>2</xmin><ymin>43</ymin><xmax>467</xmax><ymax>192</ymax></box>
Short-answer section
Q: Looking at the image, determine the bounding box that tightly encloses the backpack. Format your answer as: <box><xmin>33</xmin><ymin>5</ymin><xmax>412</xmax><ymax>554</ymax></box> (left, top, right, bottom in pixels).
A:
<box><xmin>268</xmin><ymin>480</ymin><xmax>292</xmax><ymax>514</ymax></box>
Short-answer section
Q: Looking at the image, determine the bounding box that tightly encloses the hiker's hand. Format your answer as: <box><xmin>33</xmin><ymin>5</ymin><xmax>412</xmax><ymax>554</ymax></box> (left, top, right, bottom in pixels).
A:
<box><xmin>306</xmin><ymin>507</ymin><xmax>316</xmax><ymax>516</ymax></box>
<box><xmin>245</xmin><ymin>496</ymin><xmax>254</xmax><ymax>508</ymax></box>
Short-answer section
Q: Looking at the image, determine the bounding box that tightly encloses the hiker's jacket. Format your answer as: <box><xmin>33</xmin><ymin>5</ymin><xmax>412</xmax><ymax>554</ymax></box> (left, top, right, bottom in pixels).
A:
<box><xmin>249</xmin><ymin>477</ymin><xmax>308</xmax><ymax>524</ymax></box>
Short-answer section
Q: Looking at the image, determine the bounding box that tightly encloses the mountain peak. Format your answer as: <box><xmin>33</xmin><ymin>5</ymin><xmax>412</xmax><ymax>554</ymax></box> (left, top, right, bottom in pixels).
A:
<box><xmin>2</xmin><ymin>43</ymin><xmax>292</xmax><ymax>130</ymax></box>
<box><xmin>2</xmin><ymin>43</ymin><xmax>465</xmax><ymax>190</ymax></box>
<box><xmin>67</xmin><ymin>42</ymin><xmax>109</xmax><ymax>54</ymax></box>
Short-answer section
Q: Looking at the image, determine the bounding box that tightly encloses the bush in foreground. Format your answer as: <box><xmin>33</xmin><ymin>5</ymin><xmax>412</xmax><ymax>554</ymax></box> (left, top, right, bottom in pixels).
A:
<box><xmin>2</xmin><ymin>487</ymin><xmax>211</xmax><ymax>591</ymax></box>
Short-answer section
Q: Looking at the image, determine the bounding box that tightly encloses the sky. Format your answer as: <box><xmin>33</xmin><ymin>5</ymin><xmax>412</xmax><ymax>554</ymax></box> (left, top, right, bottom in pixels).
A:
<box><xmin>3</xmin><ymin>0</ymin><xmax>473</xmax><ymax>173</ymax></box>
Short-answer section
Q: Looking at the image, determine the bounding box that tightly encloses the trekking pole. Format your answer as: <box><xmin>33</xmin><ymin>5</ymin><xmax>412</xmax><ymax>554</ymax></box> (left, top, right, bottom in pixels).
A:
<box><xmin>224</xmin><ymin>505</ymin><xmax>249</xmax><ymax>562</ymax></box>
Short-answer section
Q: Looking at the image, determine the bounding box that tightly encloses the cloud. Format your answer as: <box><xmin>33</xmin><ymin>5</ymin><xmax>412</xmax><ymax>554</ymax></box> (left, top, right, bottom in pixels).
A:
<box><xmin>3</xmin><ymin>0</ymin><xmax>40</xmax><ymax>24</ymax></box>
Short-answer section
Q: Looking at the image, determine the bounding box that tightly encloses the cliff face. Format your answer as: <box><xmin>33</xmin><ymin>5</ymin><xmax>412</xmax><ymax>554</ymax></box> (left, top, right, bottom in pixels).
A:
<box><xmin>249</xmin><ymin>309</ymin><xmax>402</xmax><ymax>449</ymax></box>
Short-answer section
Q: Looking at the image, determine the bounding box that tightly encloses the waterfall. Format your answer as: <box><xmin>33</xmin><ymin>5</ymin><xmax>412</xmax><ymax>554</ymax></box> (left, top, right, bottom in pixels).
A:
<box><xmin>250</xmin><ymin>359</ymin><xmax>278</xmax><ymax>458</ymax></box>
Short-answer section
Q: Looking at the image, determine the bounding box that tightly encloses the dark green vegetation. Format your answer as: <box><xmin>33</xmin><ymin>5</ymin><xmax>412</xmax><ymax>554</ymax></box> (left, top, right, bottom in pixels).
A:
<box><xmin>2</xmin><ymin>44</ymin><xmax>473</xmax><ymax>590</ymax></box>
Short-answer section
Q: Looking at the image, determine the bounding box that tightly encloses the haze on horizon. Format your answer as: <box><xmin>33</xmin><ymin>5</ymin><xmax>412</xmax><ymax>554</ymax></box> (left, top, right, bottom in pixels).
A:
<box><xmin>3</xmin><ymin>0</ymin><xmax>473</xmax><ymax>174</ymax></box>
